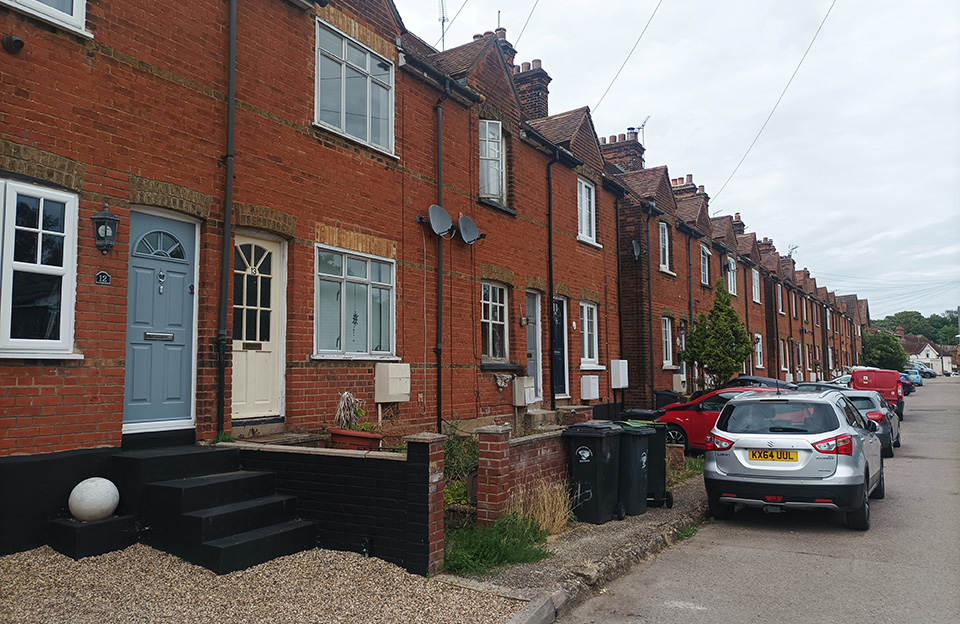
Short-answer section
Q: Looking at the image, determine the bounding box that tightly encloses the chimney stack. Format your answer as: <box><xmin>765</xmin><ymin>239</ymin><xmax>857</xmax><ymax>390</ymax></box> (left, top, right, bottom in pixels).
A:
<box><xmin>493</xmin><ymin>28</ymin><xmax>517</xmax><ymax>67</ymax></box>
<box><xmin>514</xmin><ymin>58</ymin><xmax>551</xmax><ymax>119</ymax></box>
<box><xmin>599</xmin><ymin>127</ymin><xmax>645</xmax><ymax>172</ymax></box>
<box><xmin>732</xmin><ymin>212</ymin><xmax>746</xmax><ymax>235</ymax></box>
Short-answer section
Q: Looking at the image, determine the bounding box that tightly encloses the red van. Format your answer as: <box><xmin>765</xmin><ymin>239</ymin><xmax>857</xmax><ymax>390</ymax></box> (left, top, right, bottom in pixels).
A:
<box><xmin>851</xmin><ymin>367</ymin><xmax>904</xmax><ymax>418</ymax></box>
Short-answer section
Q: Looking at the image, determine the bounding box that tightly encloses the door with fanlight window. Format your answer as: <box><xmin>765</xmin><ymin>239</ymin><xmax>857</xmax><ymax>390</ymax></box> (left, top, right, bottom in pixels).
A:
<box><xmin>232</xmin><ymin>235</ymin><xmax>284</xmax><ymax>420</ymax></box>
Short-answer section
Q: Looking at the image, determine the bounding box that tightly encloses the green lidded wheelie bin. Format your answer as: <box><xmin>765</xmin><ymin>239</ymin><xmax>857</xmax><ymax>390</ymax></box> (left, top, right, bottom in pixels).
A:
<box><xmin>615</xmin><ymin>422</ymin><xmax>656</xmax><ymax>516</ymax></box>
<box><xmin>618</xmin><ymin>411</ymin><xmax>674</xmax><ymax>509</ymax></box>
<box><xmin>563</xmin><ymin>422</ymin><xmax>624</xmax><ymax>524</ymax></box>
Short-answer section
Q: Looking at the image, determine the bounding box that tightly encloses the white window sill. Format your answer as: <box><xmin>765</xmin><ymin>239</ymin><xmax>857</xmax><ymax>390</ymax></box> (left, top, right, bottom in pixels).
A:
<box><xmin>662</xmin><ymin>364</ymin><xmax>680</xmax><ymax>371</ymax></box>
<box><xmin>555</xmin><ymin>394</ymin><xmax>571</xmax><ymax>400</ymax></box>
<box><xmin>311</xmin><ymin>122</ymin><xmax>398</xmax><ymax>160</ymax></box>
<box><xmin>576</xmin><ymin>236</ymin><xmax>603</xmax><ymax>250</ymax></box>
<box><xmin>311</xmin><ymin>353</ymin><xmax>401</xmax><ymax>362</ymax></box>
<box><xmin>755</xmin><ymin>365</ymin><xmax>765</xmax><ymax>369</ymax></box>
<box><xmin>580</xmin><ymin>362</ymin><xmax>605</xmax><ymax>371</ymax></box>
<box><xmin>0</xmin><ymin>351</ymin><xmax>84</xmax><ymax>360</ymax></box>
<box><xmin>2</xmin><ymin>4</ymin><xmax>92</xmax><ymax>39</ymax></box>
<box><xmin>659</xmin><ymin>267</ymin><xmax>676</xmax><ymax>277</ymax></box>
<box><xmin>778</xmin><ymin>311</ymin><xmax>786</xmax><ymax>315</ymax></box>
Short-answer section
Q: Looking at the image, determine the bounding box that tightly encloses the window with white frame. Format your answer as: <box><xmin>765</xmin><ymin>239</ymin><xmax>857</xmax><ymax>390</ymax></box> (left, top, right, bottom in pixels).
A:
<box><xmin>803</xmin><ymin>297</ymin><xmax>808</xmax><ymax>322</ymax></box>
<box><xmin>815</xmin><ymin>306</ymin><xmax>820</xmax><ymax>326</ymax></box>
<box><xmin>659</xmin><ymin>221</ymin><xmax>670</xmax><ymax>270</ymax></box>
<box><xmin>580</xmin><ymin>302</ymin><xmax>598</xmax><ymax>365</ymax></box>
<box><xmin>752</xmin><ymin>269</ymin><xmax>761</xmax><ymax>303</ymax></box>
<box><xmin>479</xmin><ymin>120</ymin><xmax>506</xmax><ymax>204</ymax></box>
<box><xmin>791</xmin><ymin>292</ymin><xmax>797</xmax><ymax>318</ymax></box>
<box><xmin>779</xmin><ymin>339</ymin><xmax>788</xmax><ymax>371</ymax></box>
<box><xmin>796</xmin><ymin>343</ymin><xmax>803</xmax><ymax>370</ymax></box>
<box><xmin>661</xmin><ymin>317</ymin><xmax>673</xmax><ymax>366</ymax></box>
<box><xmin>754</xmin><ymin>334</ymin><xmax>763</xmax><ymax>368</ymax></box>
<box><xmin>700</xmin><ymin>244</ymin><xmax>711</xmax><ymax>285</ymax></box>
<box><xmin>315</xmin><ymin>246</ymin><xmax>394</xmax><ymax>357</ymax></box>
<box><xmin>826</xmin><ymin>308</ymin><xmax>832</xmax><ymax>330</ymax></box>
<box><xmin>2</xmin><ymin>0</ymin><xmax>85</xmax><ymax>31</ymax></box>
<box><xmin>0</xmin><ymin>180</ymin><xmax>78</xmax><ymax>357</ymax></box>
<box><xmin>726</xmin><ymin>256</ymin><xmax>737</xmax><ymax>295</ymax></box>
<box><xmin>827</xmin><ymin>346</ymin><xmax>834</xmax><ymax>370</ymax></box>
<box><xmin>577</xmin><ymin>178</ymin><xmax>596</xmax><ymax>244</ymax></box>
<box><xmin>806</xmin><ymin>344</ymin><xmax>812</xmax><ymax>370</ymax></box>
<box><xmin>776</xmin><ymin>283</ymin><xmax>784</xmax><ymax>314</ymax></box>
<box><xmin>315</xmin><ymin>21</ymin><xmax>394</xmax><ymax>152</ymax></box>
<box><xmin>480</xmin><ymin>282</ymin><xmax>508</xmax><ymax>361</ymax></box>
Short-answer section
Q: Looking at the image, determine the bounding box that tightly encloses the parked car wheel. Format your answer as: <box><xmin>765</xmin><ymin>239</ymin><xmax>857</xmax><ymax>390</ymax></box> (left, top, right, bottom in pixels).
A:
<box><xmin>882</xmin><ymin>443</ymin><xmax>894</xmax><ymax>459</ymax></box>
<box><xmin>665</xmin><ymin>424</ymin><xmax>689</xmax><ymax>450</ymax></box>
<box><xmin>847</xmin><ymin>487</ymin><xmax>871</xmax><ymax>531</ymax></box>
<box><xmin>869</xmin><ymin>464</ymin><xmax>885</xmax><ymax>500</ymax></box>
<box><xmin>893</xmin><ymin>432</ymin><xmax>901</xmax><ymax>448</ymax></box>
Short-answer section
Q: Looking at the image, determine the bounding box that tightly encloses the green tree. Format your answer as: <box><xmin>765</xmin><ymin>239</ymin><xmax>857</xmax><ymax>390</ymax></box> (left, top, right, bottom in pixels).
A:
<box><xmin>873</xmin><ymin>311</ymin><xmax>933</xmax><ymax>340</ymax></box>
<box><xmin>861</xmin><ymin>331</ymin><xmax>909</xmax><ymax>371</ymax></box>
<box><xmin>680</xmin><ymin>279</ymin><xmax>755</xmax><ymax>387</ymax></box>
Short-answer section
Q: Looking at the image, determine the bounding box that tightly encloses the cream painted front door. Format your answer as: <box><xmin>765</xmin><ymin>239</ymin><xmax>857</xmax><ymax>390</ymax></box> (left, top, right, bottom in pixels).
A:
<box><xmin>232</xmin><ymin>235</ymin><xmax>284</xmax><ymax>420</ymax></box>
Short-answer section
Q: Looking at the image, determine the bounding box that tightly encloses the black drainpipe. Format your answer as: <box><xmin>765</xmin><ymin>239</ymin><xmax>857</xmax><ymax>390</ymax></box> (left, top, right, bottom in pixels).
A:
<box><xmin>745</xmin><ymin>272</ymin><xmax>751</xmax><ymax>373</ymax></box>
<box><xmin>644</xmin><ymin>207</ymin><xmax>655</xmax><ymax>410</ymax></box>
<box><xmin>434</xmin><ymin>81</ymin><xmax>450</xmax><ymax>434</ymax></box>
<box><xmin>547</xmin><ymin>150</ymin><xmax>560</xmax><ymax>411</ymax></box>
<box><xmin>686</xmin><ymin>236</ymin><xmax>694</xmax><ymax>327</ymax></box>
<box><xmin>614</xmin><ymin>195</ymin><xmax>624</xmax><ymax>357</ymax></box>
<box><xmin>216</xmin><ymin>0</ymin><xmax>237</xmax><ymax>437</ymax></box>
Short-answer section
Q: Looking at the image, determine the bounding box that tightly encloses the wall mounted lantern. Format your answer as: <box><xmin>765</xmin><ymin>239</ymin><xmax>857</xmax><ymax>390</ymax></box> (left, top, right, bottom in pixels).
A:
<box><xmin>92</xmin><ymin>204</ymin><xmax>120</xmax><ymax>254</ymax></box>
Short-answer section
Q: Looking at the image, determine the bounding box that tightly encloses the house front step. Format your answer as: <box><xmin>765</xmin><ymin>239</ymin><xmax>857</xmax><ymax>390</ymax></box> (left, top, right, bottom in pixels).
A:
<box><xmin>145</xmin><ymin>470</ymin><xmax>276</xmax><ymax>523</ymax></box>
<box><xmin>197</xmin><ymin>520</ymin><xmax>317</xmax><ymax>575</ymax></box>
<box><xmin>177</xmin><ymin>494</ymin><xmax>299</xmax><ymax>542</ymax></box>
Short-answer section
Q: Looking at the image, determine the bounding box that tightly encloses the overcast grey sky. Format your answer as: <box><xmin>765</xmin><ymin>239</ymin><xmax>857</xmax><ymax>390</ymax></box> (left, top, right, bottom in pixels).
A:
<box><xmin>393</xmin><ymin>0</ymin><xmax>960</xmax><ymax>321</ymax></box>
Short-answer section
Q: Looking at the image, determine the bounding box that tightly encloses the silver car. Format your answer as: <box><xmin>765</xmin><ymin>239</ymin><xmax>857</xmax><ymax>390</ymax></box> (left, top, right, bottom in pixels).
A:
<box><xmin>841</xmin><ymin>389</ymin><xmax>901</xmax><ymax>458</ymax></box>
<box><xmin>704</xmin><ymin>390</ymin><xmax>884</xmax><ymax>530</ymax></box>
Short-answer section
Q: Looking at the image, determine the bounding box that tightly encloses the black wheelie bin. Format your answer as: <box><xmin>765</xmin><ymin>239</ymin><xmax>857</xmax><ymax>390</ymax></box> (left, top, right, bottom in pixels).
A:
<box><xmin>563</xmin><ymin>422</ymin><xmax>624</xmax><ymax>524</ymax></box>
<box><xmin>616</xmin><ymin>422</ymin><xmax>656</xmax><ymax>515</ymax></box>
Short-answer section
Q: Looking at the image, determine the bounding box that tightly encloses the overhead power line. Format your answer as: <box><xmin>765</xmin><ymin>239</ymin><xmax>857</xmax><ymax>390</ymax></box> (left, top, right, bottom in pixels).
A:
<box><xmin>594</xmin><ymin>0</ymin><xmax>665</xmax><ymax>113</ymax></box>
<box><xmin>434</xmin><ymin>0</ymin><xmax>471</xmax><ymax>48</ymax></box>
<box><xmin>514</xmin><ymin>0</ymin><xmax>541</xmax><ymax>46</ymax></box>
<box><xmin>712</xmin><ymin>0</ymin><xmax>837</xmax><ymax>211</ymax></box>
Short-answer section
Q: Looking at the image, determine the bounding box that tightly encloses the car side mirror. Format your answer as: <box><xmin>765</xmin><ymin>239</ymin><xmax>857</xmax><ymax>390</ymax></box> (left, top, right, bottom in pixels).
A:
<box><xmin>867</xmin><ymin>421</ymin><xmax>878</xmax><ymax>433</ymax></box>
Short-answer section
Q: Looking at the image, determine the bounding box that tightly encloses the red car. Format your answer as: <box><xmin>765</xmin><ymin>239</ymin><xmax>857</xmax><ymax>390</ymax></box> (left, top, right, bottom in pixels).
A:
<box><xmin>658</xmin><ymin>387</ymin><xmax>777</xmax><ymax>450</ymax></box>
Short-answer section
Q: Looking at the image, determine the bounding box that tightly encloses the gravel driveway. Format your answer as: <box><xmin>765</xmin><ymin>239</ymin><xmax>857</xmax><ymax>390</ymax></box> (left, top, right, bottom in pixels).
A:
<box><xmin>0</xmin><ymin>545</ymin><xmax>523</xmax><ymax>624</ymax></box>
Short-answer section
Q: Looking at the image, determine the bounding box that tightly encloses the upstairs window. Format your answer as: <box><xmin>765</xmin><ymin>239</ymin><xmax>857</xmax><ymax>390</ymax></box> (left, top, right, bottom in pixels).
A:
<box><xmin>752</xmin><ymin>269</ymin><xmax>761</xmax><ymax>303</ymax></box>
<box><xmin>659</xmin><ymin>222</ymin><xmax>671</xmax><ymax>270</ymax></box>
<box><xmin>803</xmin><ymin>297</ymin><xmax>808</xmax><ymax>322</ymax></box>
<box><xmin>776</xmin><ymin>283</ymin><xmax>784</xmax><ymax>314</ymax></box>
<box><xmin>1</xmin><ymin>180</ymin><xmax>78</xmax><ymax>357</ymax></box>
<box><xmin>754</xmin><ymin>334</ymin><xmax>764</xmax><ymax>368</ymax></box>
<box><xmin>577</xmin><ymin>178</ymin><xmax>596</xmax><ymax>244</ymax></box>
<box><xmin>779</xmin><ymin>339</ymin><xmax>788</xmax><ymax>371</ymax></box>
<box><xmin>316</xmin><ymin>21</ymin><xmax>394</xmax><ymax>152</ymax></box>
<box><xmin>826</xmin><ymin>308</ymin><xmax>832</xmax><ymax>330</ymax></box>
<box><xmin>2</xmin><ymin>0</ymin><xmax>85</xmax><ymax>31</ymax></box>
<box><xmin>479</xmin><ymin>120</ymin><xmax>506</xmax><ymax>205</ymax></box>
<box><xmin>726</xmin><ymin>256</ymin><xmax>737</xmax><ymax>295</ymax></box>
<box><xmin>481</xmin><ymin>282</ymin><xmax>508</xmax><ymax>361</ymax></box>
<box><xmin>700</xmin><ymin>244</ymin><xmax>711</xmax><ymax>285</ymax></box>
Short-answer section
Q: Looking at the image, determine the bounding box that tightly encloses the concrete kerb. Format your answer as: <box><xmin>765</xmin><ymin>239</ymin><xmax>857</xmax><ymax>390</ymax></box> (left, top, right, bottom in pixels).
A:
<box><xmin>434</xmin><ymin>478</ymin><xmax>710</xmax><ymax>624</ymax></box>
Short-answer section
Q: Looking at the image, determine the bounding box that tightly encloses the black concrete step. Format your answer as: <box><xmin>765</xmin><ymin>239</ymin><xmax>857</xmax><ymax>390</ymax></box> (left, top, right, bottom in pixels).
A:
<box><xmin>198</xmin><ymin>520</ymin><xmax>317</xmax><ymax>574</ymax></box>
<box><xmin>111</xmin><ymin>446</ymin><xmax>240</xmax><ymax>517</ymax></box>
<box><xmin>178</xmin><ymin>494</ymin><xmax>298</xmax><ymax>542</ymax></box>
<box><xmin>145</xmin><ymin>471</ymin><xmax>276</xmax><ymax>525</ymax></box>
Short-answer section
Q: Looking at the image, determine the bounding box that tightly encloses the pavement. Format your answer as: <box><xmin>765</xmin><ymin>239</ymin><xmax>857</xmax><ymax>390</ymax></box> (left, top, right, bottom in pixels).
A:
<box><xmin>434</xmin><ymin>477</ymin><xmax>709</xmax><ymax>624</ymax></box>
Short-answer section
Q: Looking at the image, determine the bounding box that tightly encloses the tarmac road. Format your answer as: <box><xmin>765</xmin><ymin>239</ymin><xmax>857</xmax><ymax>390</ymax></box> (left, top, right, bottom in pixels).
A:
<box><xmin>558</xmin><ymin>377</ymin><xmax>960</xmax><ymax>624</ymax></box>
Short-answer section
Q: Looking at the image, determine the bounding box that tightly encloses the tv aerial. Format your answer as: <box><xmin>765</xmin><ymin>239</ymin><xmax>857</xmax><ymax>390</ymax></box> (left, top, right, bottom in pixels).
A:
<box><xmin>788</xmin><ymin>244</ymin><xmax>799</xmax><ymax>257</ymax></box>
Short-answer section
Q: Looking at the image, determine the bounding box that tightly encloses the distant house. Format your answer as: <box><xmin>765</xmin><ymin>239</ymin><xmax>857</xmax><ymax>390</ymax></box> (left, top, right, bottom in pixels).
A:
<box><xmin>901</xmin><ymin>335</ymin><xmax>946</xmax><ymax>374</ymax></box>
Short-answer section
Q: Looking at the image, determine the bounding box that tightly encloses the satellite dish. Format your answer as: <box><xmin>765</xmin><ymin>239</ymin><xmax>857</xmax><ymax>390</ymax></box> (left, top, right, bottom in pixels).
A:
<box><xmin>459</xmin><ymin>215</ymin><xmax>482</xmax><ymax>245</ymax></box>
<box><xmin>632</xmin><ymin>240</ymin><xmax>641</xmax><ymax>259</ymax></box>
<box><xmin>427</xmin><ymin>204</ymin><xmax>453</xmax><ymax>236</ymax></box>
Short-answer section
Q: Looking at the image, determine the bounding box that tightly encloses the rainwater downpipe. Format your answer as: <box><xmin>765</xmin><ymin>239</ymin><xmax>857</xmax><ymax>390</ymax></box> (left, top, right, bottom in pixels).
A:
<box><xmin>547</xmin><ymin>150</ymin><xmax>559</xmax><ymax>411</ymax></box>
<box><xmin>434</xmin><ymin>81</ymin><xmax>450</xmax><ymax>434</ymax></box>
<box><xmin>644</xmin><ymin>207</ymin><xmax>655</xmax><ymax>410</ymax></box>
<box><xmin>686</xmin><ymin>236</ymin><xmax>694</xmax><ymax>329</ymax></box>
<box><xmin>216</xmin><ymin>0</ymin><xmax>237</xmax><ymax>437</ymax></box>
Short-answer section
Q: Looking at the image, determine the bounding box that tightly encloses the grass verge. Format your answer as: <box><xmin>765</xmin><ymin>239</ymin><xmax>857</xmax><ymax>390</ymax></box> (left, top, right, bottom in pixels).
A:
<box><xmin>444</xmin><ymin>513</ymin><xmax>550</xmax><ymax>575</ymax></box>
<box><xmin>667</xmin><ymin>454</ymin><xmax>705</xmax><ymax>489</ymax></box>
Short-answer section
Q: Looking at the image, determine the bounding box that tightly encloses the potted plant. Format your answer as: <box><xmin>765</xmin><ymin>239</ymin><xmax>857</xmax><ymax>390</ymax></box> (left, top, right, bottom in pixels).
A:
<box><xmin>327</xmin><ymin>392</ymin><xmax>383</xmax><ymax>450</ymax></box>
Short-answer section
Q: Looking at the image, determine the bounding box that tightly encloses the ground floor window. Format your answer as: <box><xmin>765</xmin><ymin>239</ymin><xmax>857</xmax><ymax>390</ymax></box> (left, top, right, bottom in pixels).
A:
<box><xmin>580</xmin><ymin>301</ymin><xmax>598</xmax><ymax>366</ymax></box>
<box><xmin>0</xmin><ymin>179</ymin><xmax>78</xmax><ymax>357</ymax></box>
<box><xmin>481</xmin><ymin>282</ymin><xmax>508</xmax><ymax>361</ymax></box>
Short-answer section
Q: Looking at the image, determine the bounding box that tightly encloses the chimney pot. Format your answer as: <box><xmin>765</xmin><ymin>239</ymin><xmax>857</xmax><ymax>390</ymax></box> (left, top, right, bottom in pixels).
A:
<box><xmin>474</xmin><ymin>33</ymin><xmax>483</xmax><ymax>40</ymax></box>
<box><xmin>618</xmin><ymin>133</ymin><xmax>626</xmax><ymax>141</ymax></box>
<box><xmin>600</xmin><ymin>137</ymin><xmax>606</xmax><ymax>144</ymax></box>
<box><xmin>686</xmin><ymin>174</ymin><xmax>693</xmax><ymax>184</ymax></box>
<box><xmin>495</xmin><ymin>27</ymin><xmax>506</xmax><ymax>40</ymax></box>
<box><xmin>532</xmin><ymin>59</ymin><xmax>541</xmax><ymax>69</ymax></box>
<box><xmin>734</xmin><ymin>212</ymin><xmax>741</xmax><ymax>220</ymax></box>
<box><xmin>609</xmin><ymin>135</ymin><xmax>617</xmax><ymax>143</ymax></box>
<box><xmin>627</xmin><ymin>130</ymin><xmax>638</xmax><ymax>141</ymax></box>
<box><xmin>513</xmin><ymin>65</ymin><xmax>519</xmax><ymax>74</ymax></box>
<box><xmin>698</xmin><ymin>185</ymin><xmax>705</xmax><ymax>193</ymax></box>
<box><xmin>484</xmin><ymin>31</ymin><xmax>494</xmax><ymax>37</ymax></box>
<box><xmin>521</xmin><ymin>61</ymin><xmax>531</xmax><ymax>72</ymax></box>
<box><xmin>627</xmin><ymin>127</ymin><xmax>636</xmax><ymax>132</ymax></box>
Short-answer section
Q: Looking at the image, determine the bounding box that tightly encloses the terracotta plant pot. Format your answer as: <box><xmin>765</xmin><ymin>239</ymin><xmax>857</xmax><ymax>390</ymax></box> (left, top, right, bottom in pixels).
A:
<box><xmin>327</xmin><ymin>428</ymin><xmax>383</xmax><ymax>450</ymax></box>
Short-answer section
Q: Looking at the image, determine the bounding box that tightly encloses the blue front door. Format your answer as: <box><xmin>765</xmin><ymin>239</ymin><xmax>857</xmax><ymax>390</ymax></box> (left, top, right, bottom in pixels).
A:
<box><xmin>123</xmin><ymin>213</ymin><xmax>196</xmax><ymax>427</ymax></box>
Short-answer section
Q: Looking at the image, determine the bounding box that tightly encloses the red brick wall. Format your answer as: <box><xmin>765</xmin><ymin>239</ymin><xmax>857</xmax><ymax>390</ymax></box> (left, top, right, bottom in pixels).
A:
<box><xmin>475</xmin><ymin>425</ymin><xmax>568</xmax><ymax>525</ymax></box>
